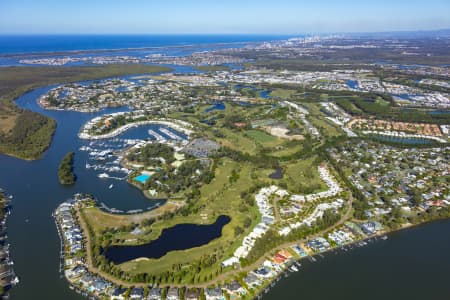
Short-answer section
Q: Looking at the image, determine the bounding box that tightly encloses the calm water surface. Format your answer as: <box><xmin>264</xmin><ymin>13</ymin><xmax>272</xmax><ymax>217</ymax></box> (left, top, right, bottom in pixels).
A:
<box><xmin>105</xmin><ymin>216</ymin><xmax>231</xmax><ymax>264</ymax></box>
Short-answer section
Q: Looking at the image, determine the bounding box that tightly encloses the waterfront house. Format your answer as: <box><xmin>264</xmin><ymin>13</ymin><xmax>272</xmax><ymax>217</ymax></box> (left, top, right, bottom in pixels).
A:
<box><xmin>65</xmin><ymin>265</ymin><xmax>86</xmax><ymax>279</ymax></box>
<box><xmin>91</xmin><ymin>278</ymin><xmax>110</xmax><ymax>294</ymax></box>
<box><xmin>223</xmin><ymin>281</ymin><xmax>246</xmax><ymax>297</ymax></box>
<box><xmin>254</xmin><ymin>266</ymin><xmax>273</xmax><ymax>279</ymax></box>
<box><xmin>360</xmin><ymin>221</ymin><xmax>383</xmax><ymax>235</ymax></box>
<box><xmin>78</xmin><ymin>273</ymin><xmax>94</xmax><ymax>287</ymax></box>
<box><xmin>243</xmin><ymin>272</ymin><xmax>261</xmax><ymax>288</ymax></box>
<box><xmin>290</xmin><ymin>245</ymin><xmax>308</xmax><ymax>257</ymax></box>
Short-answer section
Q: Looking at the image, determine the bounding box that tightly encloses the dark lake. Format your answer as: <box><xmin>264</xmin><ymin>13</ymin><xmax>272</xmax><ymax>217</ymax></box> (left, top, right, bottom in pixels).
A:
<box><xmin>205</xmin><ymin>103</ymin><xmax>226</xmax><ymax>113</ymax></box>
<box><xmin>268</xmin><ymin>167</ymin><xmax>283</xmax><ymax>179</ymax></box>
<box><xmin>104</xmin><ymin>215</ymin><xmax>231</xmax><ymax>264</ymax></box>
<box><xmin>346</xmin><ymin>80</ymin><xmax>358</xmax><ymax>89</ymax></box>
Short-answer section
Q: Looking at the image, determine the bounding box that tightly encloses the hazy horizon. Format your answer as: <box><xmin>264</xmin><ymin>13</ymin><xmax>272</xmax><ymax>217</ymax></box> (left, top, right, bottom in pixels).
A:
<box><xmin>1</xmin><ymin>0</ymin><xmax>449</xmax><ymax>35</ymax></box>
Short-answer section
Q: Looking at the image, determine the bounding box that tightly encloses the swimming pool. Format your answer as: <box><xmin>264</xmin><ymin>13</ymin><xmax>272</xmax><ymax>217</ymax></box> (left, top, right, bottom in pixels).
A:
<box><xmin>134</xmin><ymin>174</ymin><xmax>151</xmax><ymax>183</ymax></box>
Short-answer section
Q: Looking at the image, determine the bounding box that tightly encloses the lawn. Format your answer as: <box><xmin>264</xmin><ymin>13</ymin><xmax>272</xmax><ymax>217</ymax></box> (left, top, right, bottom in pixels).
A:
<box><xmin>375</xmin><ymin>97</ymin><xmax>390</xmax><ymax>106</ymax></box>
<box><xmin>244</xmin><ymin>129</ymin><xmax>275</xmax><ymax>142</ymax></box>
<box><xmin>281</xmin><ymin>156</ymin><xmax>328</xmax><ymax>194</ymax></box>
<box><xmin>270</xmin><ymin>144</ymin><xmax>304</xmax><ymax>157</ymax></box>
<box><xmin>211</xmin><ymin>128</ymin><xmax>258</xmax><ymax>155</ymax></box>
<box><xmin>270</xmin><ymin>88</ymin><xmax>296</xmax><ymax>99</ymax></box>
<box><xmin>82</xmin><ymin>200</ymin><xmax>182</xmax><ymax>234</ymax></box>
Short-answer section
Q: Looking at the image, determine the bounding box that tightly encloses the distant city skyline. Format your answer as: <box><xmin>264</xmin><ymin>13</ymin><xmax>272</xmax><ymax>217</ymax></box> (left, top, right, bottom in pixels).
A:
<box><xmin>1</xmin><ymin>0</ymin><xmax>449</xmax><ymax>34</ymax></box>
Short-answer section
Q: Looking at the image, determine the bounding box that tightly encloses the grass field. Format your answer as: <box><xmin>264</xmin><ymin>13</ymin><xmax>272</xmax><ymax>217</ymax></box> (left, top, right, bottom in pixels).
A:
<box><xmin>269</xmin><ymin>144</ymin><xmax>304</xmax><ymax>157</ymax></box>
<box><xmin>82</xmin><ymin>200</ymin><xmax>182</xmax><ymax>235</ymax></box>
<box><xmin>375</xmin><ymin>97</ymin><xmax>390</xmax><ymax>106</ymax></box>
<box><xmin>245</xmin><ymin>129</ymin><xmax>276</xmax><ymax>143</ymax></box>
<box><xmin>281</xmin><ymin>156</ymin><xmax>328</xmax><ymax>194</ymax></box>
<box><xmin>270</xmin><ymin>89</ymin><xmax>296</xmax><ymax>99</ymax></box>
<box><xmin>213</xmin><ymin>128</ymin><xmax>258</xmax><ymax>154</ymax></box>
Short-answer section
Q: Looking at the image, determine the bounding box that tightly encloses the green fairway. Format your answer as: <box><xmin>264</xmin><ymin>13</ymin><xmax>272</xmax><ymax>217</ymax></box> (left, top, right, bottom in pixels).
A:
<box><xmin>281</xmin><ymin>156</ymin><xmax>328</xmax><ymax>194</ymax></box>
<box><xmin>270</xmin><ymin>89</ymin><xmax>296</xmax><ymax>99</ymax></box>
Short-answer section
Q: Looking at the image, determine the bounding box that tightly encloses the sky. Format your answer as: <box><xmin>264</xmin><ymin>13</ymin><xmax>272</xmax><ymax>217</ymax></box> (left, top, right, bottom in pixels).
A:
<box><xmin>0</xmin><ymin>0</ymin><xmax>449</xmax><ymax>34</ymax></box>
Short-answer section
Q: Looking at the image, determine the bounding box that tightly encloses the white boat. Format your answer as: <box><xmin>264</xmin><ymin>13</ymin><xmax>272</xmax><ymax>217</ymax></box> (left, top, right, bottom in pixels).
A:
<box><xmin>289</xmin><ymin>265</ymin><xmax>299</xmax><ymax>272</ymax></box>
<box><xmin>98</xmin><ymin>173</ymin><xmax>109</xmax><ymax>178</ymax></box>
<box><xmin>109</xmin><ymin>184</ymin><xmax>114</xmax><ymax>189</ymax></box>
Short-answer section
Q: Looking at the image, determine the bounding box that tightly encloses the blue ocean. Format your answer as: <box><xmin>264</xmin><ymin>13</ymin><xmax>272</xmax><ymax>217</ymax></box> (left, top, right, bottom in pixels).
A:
<box><xmin>0</xmin><ymin>34</ymin><xmax>291</xmax><ymax>55</ymax></box>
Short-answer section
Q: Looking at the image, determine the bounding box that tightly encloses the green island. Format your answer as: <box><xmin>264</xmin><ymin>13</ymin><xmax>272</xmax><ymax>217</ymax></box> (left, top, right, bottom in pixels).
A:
<box><xmin>0</xmin><ymin>64</ymin><xmax>171</xmax><ymax>160</ymax></box>
<box><xmin>58</xmin><ymin>151</ymin><xmax>76</xmax><ymax>185</ymax></box>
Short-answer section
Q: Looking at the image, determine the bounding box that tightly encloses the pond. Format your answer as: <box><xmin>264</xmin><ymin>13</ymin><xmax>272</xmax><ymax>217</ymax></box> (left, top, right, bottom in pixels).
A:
<box><xmin>346</xmin><ymin>80</ymin><xmax>358</xmax><ymax>89</ymax></box>
<box><xmin>104</xmin><ymin>215</ymin><xmax>231</xmax><ymax>264</ymax></box>
<box><xmin>205</xmin><ymin>102</ymin><xmax>226</xmax><ymax>113</ymax></box>
<box><xmin>200</xmin><ymin>117</ymin><xmax>217</xmax><ymax>126</ymax></box>
<box><xmin>233</xmin><ymin>84</ymin><xmax>272</xmax><ymax>99</ymax></box>
<box><xmin>259</xmin><ymin>90</ymin><xmax>272</xmax><ymax>99</ymax></box>
<box><xmin>269</xmin><ymin>167</ymin><xmax>283</xmax><ymax>179</ymax></box>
